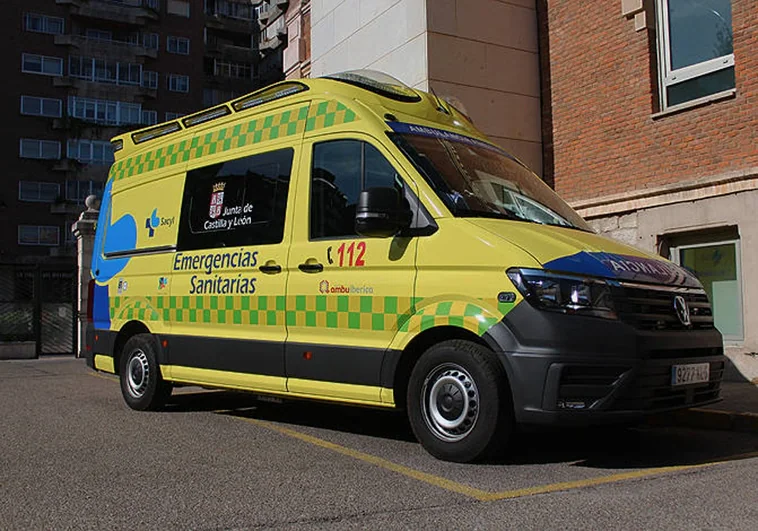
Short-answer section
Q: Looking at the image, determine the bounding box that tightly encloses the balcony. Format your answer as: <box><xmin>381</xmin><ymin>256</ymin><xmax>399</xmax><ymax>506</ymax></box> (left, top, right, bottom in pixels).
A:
<box><xmin>51</xmin><ymin>202</ymin><xmax>86</xmax><ymax>215</ymax></box>
<box><xmin>260</xmin><ymin>17</ymin><xmax>287</xmax><ymax>52</ymax></box>
<box><xmin>54</xmin><ymin>34</ymin><xmax>157</xmax><ymax>61</ymax></box>
<box><xmin>56</xmin><ymin>0</ymin><xmax>159</xmax><ymax>26</ymax></box>
<box><xmin>257</xmin><ymin>0</ymin><xmax>289</xmax><ymax>27</ymax></box>
<box><xmin>206</xmin><ymin>41</ymin><xmax>259</xmax><ymax>62</ymax></box>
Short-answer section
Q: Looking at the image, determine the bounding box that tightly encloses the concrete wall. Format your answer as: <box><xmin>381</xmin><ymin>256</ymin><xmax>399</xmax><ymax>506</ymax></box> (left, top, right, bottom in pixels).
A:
<box><xmin>309</xmin><ymin>0</ymin><xmax>543</xmax><ymax>175</ymax></box>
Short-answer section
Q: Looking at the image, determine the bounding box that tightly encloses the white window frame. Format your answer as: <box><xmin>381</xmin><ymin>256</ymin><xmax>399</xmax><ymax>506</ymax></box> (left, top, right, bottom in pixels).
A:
<box><xmin>24</xmin><ymin>13</ymin><xmax>64</xmax><ymax>35</ymax></box>
<box><xmin>68</xmin><ymin>56</ymin><xmax>142</xmax><ymax>86</ymax></box>
<box><xmin>18</xmin><ymin>225</ymin><xmax>60</xmax><ymax>246</ymax></box>
<box><xmin>20</xmin><ymin>96</ymin><xmax>63</xmax><ymax>118</ymax></box>
<box><xmin>18</xmin><ymin>181</ymin><xmax>61</xmax><ymax>203</ymax></box>
<box><xmin>142</xmin><ymin>70</ymin><xmax>159</xmax><ymax>89</ymax></box>
<box><xmin>670</xmin><ymin>238</ymin><xmax>744</xmax><ymax>342</ymax></box>
<box><xmin>65</xmin><ymin>180</ymin><xmax>103</xmax><ymax>204</ymax></box>
<box><xmin>141</xmin><ymin>110</ymin><xmax>158</xmax><ymax>125</ymax></box>
<box><xmin>168</xmin><ymin>74</ymin><xmax>190</xmax><ymax>93</ymax></box>
<box><xmin>67</xmin><ymin>139</ymin><xmax>115</xmax><ymax>165</ymax></box>
<box><xmin>167</xmin><ymin>35</ymin><xmax>190</xmax><ymax>55</ymax></box>
<box><xmin>21</xmin><ymin>53</ymin><xmax>63</xmax><ymax>76</ymax></box>
<box><xmin>656</xmin><ymin>0</ymin><xmax>735</xmax><ymax>110</ymax></box>
<box><xmin>19</xmin><ymin>139</ymin><xmax>61</xmax><ymax>160</ymax></box>
<box><xmin>142</xmin><ymin>32</ymin><xmax>159</xmax><ymax>50</ymax></box>
<box><xmin>67</xmin><ymin>96</ymin><xmax>143</xmax><ymax>126</ymax></box>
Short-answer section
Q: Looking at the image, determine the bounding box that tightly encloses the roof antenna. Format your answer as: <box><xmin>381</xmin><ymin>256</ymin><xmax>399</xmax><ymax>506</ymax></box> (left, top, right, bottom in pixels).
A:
<box><xmin>429</xmin><ymin>85</ymin><xmax>449</xmax><ymax>115</ymax></box>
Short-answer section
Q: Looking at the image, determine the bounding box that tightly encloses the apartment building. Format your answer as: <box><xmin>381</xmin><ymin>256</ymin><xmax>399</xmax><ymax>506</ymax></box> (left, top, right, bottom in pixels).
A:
<box><xmin>1</xmin><ymin>0</ymin><xmax>286</xmax><ymax>264</ymax></box>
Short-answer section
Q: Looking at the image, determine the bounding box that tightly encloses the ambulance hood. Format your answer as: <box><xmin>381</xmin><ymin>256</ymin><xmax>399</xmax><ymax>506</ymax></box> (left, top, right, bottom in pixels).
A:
<box><xmin>467</xmin><ymin>219</ymin><xmax>702</xmax><ymax>288</ymax></box>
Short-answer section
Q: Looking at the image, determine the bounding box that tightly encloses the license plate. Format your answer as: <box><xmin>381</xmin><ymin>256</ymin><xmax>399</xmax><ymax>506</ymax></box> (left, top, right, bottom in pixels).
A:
<box><xmin>671</xmin><ymin>363</ymin><xmax>710</xmax><ymax>386</ymax></box>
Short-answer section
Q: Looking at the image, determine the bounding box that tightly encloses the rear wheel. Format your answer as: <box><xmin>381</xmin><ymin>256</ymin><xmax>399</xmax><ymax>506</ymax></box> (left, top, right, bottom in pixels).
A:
<box><xmin>407</xmin><ymin>340</ymin><xmax>513</xmax><ymax>462</ymax></box>
<box><xmin>119</xmin><ymin>334</ymin><xmax>171</xmax><ymax>411</ymax></box>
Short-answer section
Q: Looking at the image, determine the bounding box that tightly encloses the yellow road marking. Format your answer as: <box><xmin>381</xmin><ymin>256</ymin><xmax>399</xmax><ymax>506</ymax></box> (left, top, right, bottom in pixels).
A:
<box><xmin>223</xmin><ymin>413</ymin><xmax>758</xmax><ymax>502</ymax></box>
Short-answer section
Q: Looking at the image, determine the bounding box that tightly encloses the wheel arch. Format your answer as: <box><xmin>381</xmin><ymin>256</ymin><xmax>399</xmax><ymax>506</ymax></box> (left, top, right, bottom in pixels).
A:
<box><xmin>112</xmin><ymin>320</ymin><xmax>152</xmax><ymax>375</ymax></box>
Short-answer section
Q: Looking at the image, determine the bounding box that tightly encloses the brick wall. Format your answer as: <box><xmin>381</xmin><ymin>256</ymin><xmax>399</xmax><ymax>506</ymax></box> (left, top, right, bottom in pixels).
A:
<box><xmin>539</xmin><ymin>0</ymin><xmax>758</xmax><ymax>203</ymax></box>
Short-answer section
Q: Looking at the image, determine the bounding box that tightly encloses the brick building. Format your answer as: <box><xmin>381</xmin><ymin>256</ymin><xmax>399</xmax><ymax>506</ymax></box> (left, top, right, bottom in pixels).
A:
<box><xmin>1</xmin><ymin>0</ymin><xmax>286</xmax><ymax>265</ymax></box>
<box><xmin>540</xmin><ymin>0</ymin><xmax>757</xmax><ymax>373</ymax></box>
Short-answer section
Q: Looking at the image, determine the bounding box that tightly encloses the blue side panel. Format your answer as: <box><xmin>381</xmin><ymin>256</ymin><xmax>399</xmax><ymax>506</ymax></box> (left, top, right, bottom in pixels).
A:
<box><xmin>92</xmin><ymin>179</ymin><xmax>137</xmax><ymax>283</ymax></box>
<box><xmin>544</xmin><ymin>251</ymin><xmax>701</xmax><ymax>288</ymax></box>
<box><xmin>92</xmin><ymin>283</ymin><xmax>111</xmax><ymax>330</ymax></box>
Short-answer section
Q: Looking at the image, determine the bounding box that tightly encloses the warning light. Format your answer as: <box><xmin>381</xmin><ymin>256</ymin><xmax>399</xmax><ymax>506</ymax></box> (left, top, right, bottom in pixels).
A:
<box><xmin>303</xmin><ymin>351</ymin><xmax>312</xmax><ymax>360</ymax></box>
<box><xmin>162</xmin><ymin>340</ymin><xmax>168</xmax><ymax>348</ymax></box>
<box><xmin>94</xmin><ymin>334</ymin><xmax>99</xmax><ymax>342</ymax></box>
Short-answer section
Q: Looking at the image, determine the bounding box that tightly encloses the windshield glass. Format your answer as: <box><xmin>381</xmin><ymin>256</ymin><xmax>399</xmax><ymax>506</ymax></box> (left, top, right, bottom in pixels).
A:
<box><xmin>393</xmin><ymin>132</ymin><xmax>592</xmax><ymax>231</ymax></box>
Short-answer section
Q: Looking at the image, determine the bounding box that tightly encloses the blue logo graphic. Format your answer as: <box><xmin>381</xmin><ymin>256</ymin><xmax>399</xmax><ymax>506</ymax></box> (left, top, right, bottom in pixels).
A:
<box><xmin>146</xmin><ymin>208</ymin><xmax>160</xmax><ymax>237</ymax></box>
<box><xmin>92</xmin><ymin>179</ymin><xmax>137</xmax><ymax>283</ymax></box>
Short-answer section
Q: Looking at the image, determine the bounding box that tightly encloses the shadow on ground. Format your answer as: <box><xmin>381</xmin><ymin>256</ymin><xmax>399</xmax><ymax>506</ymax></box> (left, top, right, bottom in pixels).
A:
<box><xmin>162</xmin><ymin>389</ymin><xmax>758</xmax><ymax>470</ymax></box>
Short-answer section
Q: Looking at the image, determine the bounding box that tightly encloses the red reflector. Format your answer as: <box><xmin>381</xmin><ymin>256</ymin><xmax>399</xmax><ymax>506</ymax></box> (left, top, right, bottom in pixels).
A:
<box><xmin>303</xmin><ymin>351</ymin><xmax>312</xmax><ymax>360</ymax></box>
<box><xmin>94</xmin><ymin>334</ymin><xmax>99</xmax><ymax>342</ymax></box>
<box><xmin>162</xmin><ymin>340</ymin><xmax>168</xmax><ymax>348</ymax></box>
<box><xmin>85</xmin><ymin>345</ymin><xmax>92</xmax><ymax>351</ymax></box>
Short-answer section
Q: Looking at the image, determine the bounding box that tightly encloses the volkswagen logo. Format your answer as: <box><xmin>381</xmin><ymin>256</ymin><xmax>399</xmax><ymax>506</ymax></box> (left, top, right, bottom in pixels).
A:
<box><xmin>673</xmin><ymin>295</ymin><xmax>691</xmax><ymax>326</ymax></box>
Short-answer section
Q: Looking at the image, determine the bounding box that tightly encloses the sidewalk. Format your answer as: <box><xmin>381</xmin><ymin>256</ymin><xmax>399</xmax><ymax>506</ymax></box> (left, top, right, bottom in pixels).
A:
<box><xmin>651</xmin><ymin>382</ymin><xmax>758</xmax><ymax>434</ymax></box>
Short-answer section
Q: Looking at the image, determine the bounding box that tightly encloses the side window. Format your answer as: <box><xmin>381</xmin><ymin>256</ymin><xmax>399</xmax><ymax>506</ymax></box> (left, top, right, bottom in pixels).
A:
<box><xmin>310</xmin><ymin>140</ymin><xmax>403</xmax><ymax>239</ymax></box>
<box><xmin>178</xmin><ymin>148</ymin><xmax>293</xmax><ymax>251</ymax></box>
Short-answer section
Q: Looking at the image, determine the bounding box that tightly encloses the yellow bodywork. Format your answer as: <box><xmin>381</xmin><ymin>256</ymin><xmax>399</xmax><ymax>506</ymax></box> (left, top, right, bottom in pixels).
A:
<box><xmin>92</xmin><ymin>76</ymin><xmax>663</xmax><ymax>408</ymax></box>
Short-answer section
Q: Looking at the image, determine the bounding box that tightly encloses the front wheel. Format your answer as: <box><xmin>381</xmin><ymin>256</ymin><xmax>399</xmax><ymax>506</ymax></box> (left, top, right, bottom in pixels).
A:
<box><xmin>407</xmin><ymin>340</ymin><xmax>513</xmax><ymax>462</ymax></box>
<box><xmin>119</xmin><ymin>334</ymin><xmax>172</xmax><ymax>411</ymax></box>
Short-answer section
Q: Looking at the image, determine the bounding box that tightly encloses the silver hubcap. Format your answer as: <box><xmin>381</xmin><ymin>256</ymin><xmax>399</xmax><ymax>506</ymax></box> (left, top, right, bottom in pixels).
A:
<box><xmin>126</xmin><ymin>349</ymin><xmax>149</xmax><ymax>398</ymax></box>
<box><xmin>421</xmin><ymin>363</ymin><xmax>479</xmax><ymax>442</ymax></box>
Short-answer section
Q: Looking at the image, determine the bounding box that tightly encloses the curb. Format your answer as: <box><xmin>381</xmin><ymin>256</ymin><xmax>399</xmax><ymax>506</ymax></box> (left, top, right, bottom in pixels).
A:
<box><xmin>648</xmin><ymin>408</ymin><xmax>758</xmax><ymax>434</ymax></box>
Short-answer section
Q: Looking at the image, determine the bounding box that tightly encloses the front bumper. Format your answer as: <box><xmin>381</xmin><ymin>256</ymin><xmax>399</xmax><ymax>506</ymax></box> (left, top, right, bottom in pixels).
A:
<box><xmin>484</xmin><ymin>302</ymin><xmax>725</xmax><ymax>426</ymax></box>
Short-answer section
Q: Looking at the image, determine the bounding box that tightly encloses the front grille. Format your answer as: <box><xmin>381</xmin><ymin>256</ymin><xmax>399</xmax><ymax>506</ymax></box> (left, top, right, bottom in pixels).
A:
<box><xmin>609</xmin><ymin>360</ymin><xmax>724</xmax><ymax>411</ymax></box>
<box><xmin>613</xmin><ymin>284</ymin><xmax>714</xmax><ymax>331</ymax></box>
<box><xmin>648</xmin><ymin>346</ymin><xmax>723</xmax><ymax>359</ymax></box>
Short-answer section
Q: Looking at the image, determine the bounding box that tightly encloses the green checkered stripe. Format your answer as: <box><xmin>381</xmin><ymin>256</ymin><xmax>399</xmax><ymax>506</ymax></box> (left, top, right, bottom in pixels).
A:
<box><xmin>111</xmin><ymin>296</ymin><xmax>511</xmax><ymax>337</ymax></box>
<box><xmin>109</xmin><ymin>100</ymin><xmax>358</xmax><ymax>182</ymax></box>
<box><xmin>399</xmin><ymin>301</ymin><xmax>503</xmax><ymax>336</ymax></box>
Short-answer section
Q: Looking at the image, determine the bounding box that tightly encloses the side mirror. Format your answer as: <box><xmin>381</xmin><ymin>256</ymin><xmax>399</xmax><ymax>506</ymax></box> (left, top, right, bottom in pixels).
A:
<box><xmin>355</xmin><ymin>187</ymin><xmax>411</xmax><ymax>238</ymax></box>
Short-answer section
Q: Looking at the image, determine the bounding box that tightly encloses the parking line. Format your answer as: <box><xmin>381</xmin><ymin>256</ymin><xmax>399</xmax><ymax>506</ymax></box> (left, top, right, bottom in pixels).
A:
<box><xmin>224</xmin><ymin>414</ymin><xmax>758</xmax><ymax>502</ymax></box>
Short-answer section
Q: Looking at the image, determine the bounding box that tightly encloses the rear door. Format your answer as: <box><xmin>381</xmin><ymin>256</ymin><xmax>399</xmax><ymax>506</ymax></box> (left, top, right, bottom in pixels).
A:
<box><xmin>284</xmin><ymin>134</ymin><xmax>418</xmax><ymax>404</ymax></box>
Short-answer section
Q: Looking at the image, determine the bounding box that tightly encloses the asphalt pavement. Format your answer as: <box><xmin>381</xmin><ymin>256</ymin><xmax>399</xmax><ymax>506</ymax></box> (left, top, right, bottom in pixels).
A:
<box><xmin>2</xmin><ymin>357</ymin><xmax>757</xmax><ymax>530</ymax></box>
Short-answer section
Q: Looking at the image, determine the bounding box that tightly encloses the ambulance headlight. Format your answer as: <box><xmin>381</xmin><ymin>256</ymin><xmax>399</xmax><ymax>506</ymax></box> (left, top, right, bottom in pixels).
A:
<box><xmin>507</xmin><ymin>268</ymin><xmax>617</xmax><ymax>319</ymax></box>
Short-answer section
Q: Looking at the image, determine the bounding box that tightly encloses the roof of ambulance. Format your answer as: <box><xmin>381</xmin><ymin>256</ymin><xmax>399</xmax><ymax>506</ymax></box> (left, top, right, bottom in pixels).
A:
<box><xmin>110</xmin><ymin>70</ymin><xmax>492</xmax><ymax>163</ymax></box>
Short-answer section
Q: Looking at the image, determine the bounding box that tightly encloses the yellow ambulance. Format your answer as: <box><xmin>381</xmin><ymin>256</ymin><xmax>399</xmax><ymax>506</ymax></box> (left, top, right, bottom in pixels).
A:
<box><xmin>86</xmin><ymin>71</ymin><xmax>725</xmax><ymax>462</ymax></box>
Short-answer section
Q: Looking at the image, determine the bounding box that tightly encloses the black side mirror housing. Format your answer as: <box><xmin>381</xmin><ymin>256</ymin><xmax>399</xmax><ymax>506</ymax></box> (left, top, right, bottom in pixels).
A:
<box><xmin>355</xmin><ymin>187</ymin><xmax>411</xmax><ymax>238</ymax></box>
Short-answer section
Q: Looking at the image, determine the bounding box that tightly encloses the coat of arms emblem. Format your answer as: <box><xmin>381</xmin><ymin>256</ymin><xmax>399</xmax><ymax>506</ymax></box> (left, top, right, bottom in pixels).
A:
<box><xmin>209</xmin><ymin>182</ymin><xmax>226</xmax><ymax>219</ymax></box>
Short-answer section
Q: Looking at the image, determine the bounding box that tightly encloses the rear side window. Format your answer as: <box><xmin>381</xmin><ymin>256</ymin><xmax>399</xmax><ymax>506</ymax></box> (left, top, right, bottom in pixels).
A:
<box><xmin>177</xmin><ymin>148</ymin><xmax>293</xmax><ymax>251</ymax></box>
<box><xmin>310</xmin><ymin>140</ymin><xmax>402</xmax><ymax>239</ymax></box>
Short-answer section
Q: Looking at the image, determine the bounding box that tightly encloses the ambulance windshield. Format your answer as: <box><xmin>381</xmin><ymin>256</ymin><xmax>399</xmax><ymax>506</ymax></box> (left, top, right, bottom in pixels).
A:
<box><xmin>393</xmin><ymin>132</ymin><xmax>592</xmax><ymax>231</ymax></box>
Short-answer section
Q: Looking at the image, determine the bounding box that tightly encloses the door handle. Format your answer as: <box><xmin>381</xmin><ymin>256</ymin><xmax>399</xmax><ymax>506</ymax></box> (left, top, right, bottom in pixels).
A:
<box><xmin>258</xmin><ymin>261</ymin><xmax>282</xmax><ymax>274</ymax></box>
<box><xmin>298</xmin><ymin>260</ymin><xmax>323</xmax><ymax>273</ymax></box>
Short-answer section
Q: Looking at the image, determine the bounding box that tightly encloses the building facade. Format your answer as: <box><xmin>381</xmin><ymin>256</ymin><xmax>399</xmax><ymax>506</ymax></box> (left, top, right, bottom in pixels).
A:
<box><xmin>540</xmin><ymin>0</ymin><xmax>757</xmax><ymax>377</ymax></box>
<box><xmin>1</xmin><ymin>0</ymin><xmax>286</xmax><ymax>265</ymax></box>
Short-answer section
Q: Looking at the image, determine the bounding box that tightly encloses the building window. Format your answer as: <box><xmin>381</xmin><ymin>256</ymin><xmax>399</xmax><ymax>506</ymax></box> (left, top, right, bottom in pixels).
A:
<box><xmin>142</xmin><ymin>32</ymin><xmax>159</xmax><ymax>50</ymax></box>
<box><xmin>203</xmin><ymin>88</ymin><xmax>239</xmax><ymax>107</ymax></box>
<box><xmin>142</xmin><ymin>70</ymin><xmax>159</xmax><ymax>89</ymax></box>
<box><xmin>20</xmin><ymin>139</ymin><xmax>61</xmax><ymax>160</ymax></box>
<box><xmin>165</xmin><ymin>112</ymin><xmax>183</xmax><ymax>121</ymax></box>
<box><xmin>24</xmin><ymin>13</ymin><xmax>64</xmax><ymax>35</ymax></box>
<box><xmin>21</xmin><ymin>53</ymin><xmax>63</xmax><ymax>76</ymax></box>
<box><xmin>19</xmin><ymin>181</ymin><xmax>60</xmax><ymax>202</ymax></box>
<box><xmin>19</xmin><ymin>225</ymin><xmax>60</xmax><ymax>246</ymax></box>
<box><xmin>68</xmin><ymin>96</ymin><xmax>143</xmax><ymax>125</ymax></box>
<box><xmin>141</xmin><ymin>110</ymin><xmax>158</xmax><ymax>125</ymax></box>
<box><xmin>206</xmin><ymin>0</ymin><xmax>254</xmax><ymax>20</ymax></box>
<box><xmin>656</xmin><ymin>0</ymin><xmax>735</xmax><ymax>109</ymax></box>
<box><xmin>167</xmin><ymin>36</ymin><xmax>190</xmax><ymax>55</ymax></box>
<box><xmin>671</xmin><ymin>238</ymin><xmax>743</xmax><ymax>341</ymax></box>
<box><xmin>168</xmin><ymin>74</ymin><xmax>190</xmax><ymax>93</ymax></box>
<box><xmin>214</xmin><ymin>60</ymin><xmax>252</xmax><ymax>79</ymax></box>
<box><xmin>20</xmin><ymin>96</ymin><xmax>62</xmax><ymax>118</ymax></box>
<box><xmin>144</xmin><ymin>0</ymin><xmax>161</xmax><ymax>10</ymax></box>
<box><xmin>69</xmin><ymin>56</ymin><xmax>142</xmax><ymax>86</ymax></box>
<box><xmin>67</xmin><ymin>139</ymin><xmax>115</xmax><ymax>165</ymax></box>
<box><xmin>167</xmin><ymin>0</ymin><xmax>190</xmax><ymax>17</ymax></box>
<box><xmin>66</xmin><ymin>180</ymin><xmax>104</xmax><ymax>204</ymax></box>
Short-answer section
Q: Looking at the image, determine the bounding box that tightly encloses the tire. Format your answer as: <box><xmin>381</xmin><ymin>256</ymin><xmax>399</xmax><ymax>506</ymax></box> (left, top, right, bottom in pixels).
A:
<box><xmin>119</xmin><ymin>334</ymin><xmax>172</xmax><ymax>411</ymax></box>
<box><xmin>407</xmin><ymin>340</ymin><xmax>513</xmax><ymax>463</ymax></box>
